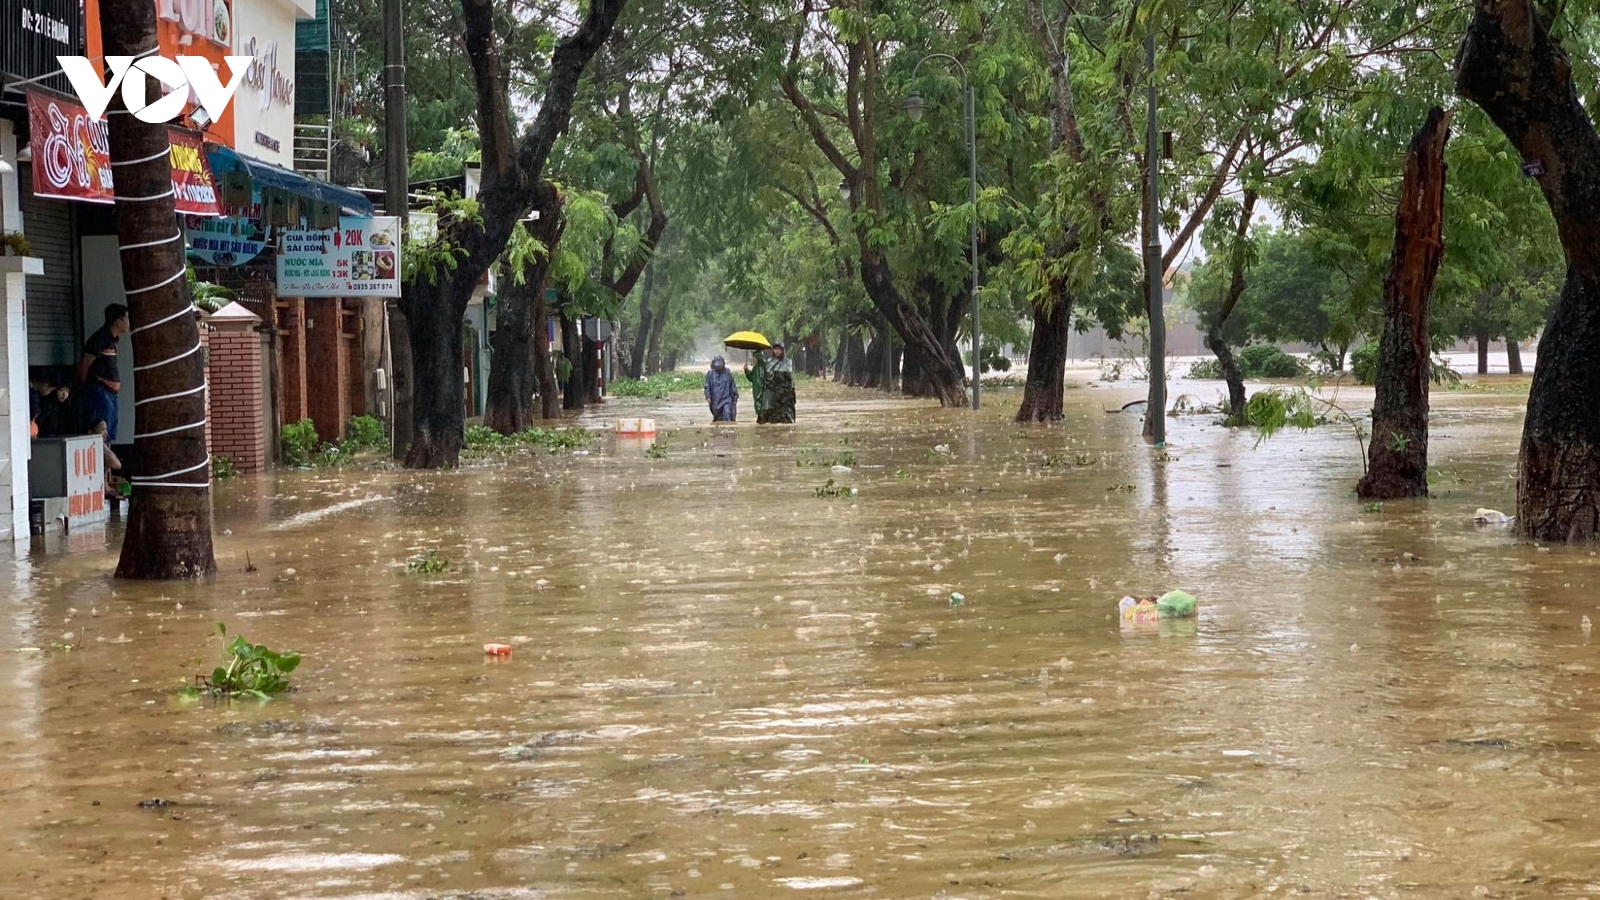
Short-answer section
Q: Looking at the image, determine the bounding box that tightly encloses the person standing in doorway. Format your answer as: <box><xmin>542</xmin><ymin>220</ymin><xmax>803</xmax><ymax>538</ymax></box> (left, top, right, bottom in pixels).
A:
<box><xmin>80</xmin><ymin>304</ymin><xmax>130</xmax><ymax>484</ymax></box>
<box><xmin>80</xmin><ymin>304</ymin><xmax>129</xmax><ymax>437</ymax></box>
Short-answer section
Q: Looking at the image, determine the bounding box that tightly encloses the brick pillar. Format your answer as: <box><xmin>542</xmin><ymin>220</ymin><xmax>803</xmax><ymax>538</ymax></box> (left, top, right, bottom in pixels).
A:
<box><xmin>207</xmin><ymin>303</ymin><xmax>267</xmax><ymax>473</ymax></box>
<box><xmin>276</xmin><ymin>297</ymin><xmax>308</xmax><ymax>429</ymax></box>
<box><xmin>305</xmin><ymin>297</ymin><xmax>349</xmax><ymax>445</ymax></box>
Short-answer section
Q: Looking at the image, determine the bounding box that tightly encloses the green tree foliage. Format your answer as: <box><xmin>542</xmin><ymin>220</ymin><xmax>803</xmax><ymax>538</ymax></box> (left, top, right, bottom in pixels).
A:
<box><xmin>1182</xmin><ymin>227</ymin><xmax>1360</xmax><ymax>364</ymax></box>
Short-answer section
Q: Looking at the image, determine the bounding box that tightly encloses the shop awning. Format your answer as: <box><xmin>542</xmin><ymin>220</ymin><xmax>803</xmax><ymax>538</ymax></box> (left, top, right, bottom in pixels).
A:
<box><xmin>206</xmin><ymin>145</ymin><xmax>375</xmax><ymax>216</ymax></box>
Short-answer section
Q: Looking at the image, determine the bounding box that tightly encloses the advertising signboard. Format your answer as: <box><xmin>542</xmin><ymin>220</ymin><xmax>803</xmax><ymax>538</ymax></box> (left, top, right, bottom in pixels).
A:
<box><xmin>277</xmin><ymin>216</ymin><xmax>401</xmax><ymax>297</ymax></box>
<box><xmin>184</xmin><ymin>215</ymin><xmax>267</xmax><ymax>266</ymax></box>
<box><xmin>26</xmin><ymin>91</ymin><xmax>223</xmax><ymax>216</ymax></box>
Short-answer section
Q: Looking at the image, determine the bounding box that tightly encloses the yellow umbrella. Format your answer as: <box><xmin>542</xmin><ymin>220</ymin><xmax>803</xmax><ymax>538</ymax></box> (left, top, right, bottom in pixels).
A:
<box><xmin>724</xmin><ymin>330</ymin><xmax>772</xmax><ymax>351</ymax></box>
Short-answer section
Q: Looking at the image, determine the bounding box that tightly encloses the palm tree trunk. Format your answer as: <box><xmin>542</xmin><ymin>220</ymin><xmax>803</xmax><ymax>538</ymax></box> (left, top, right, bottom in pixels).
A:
<box><xmin>101</xmin><ymin>0</ymin><xmax>215</xmax><ymax>578</ymax></box>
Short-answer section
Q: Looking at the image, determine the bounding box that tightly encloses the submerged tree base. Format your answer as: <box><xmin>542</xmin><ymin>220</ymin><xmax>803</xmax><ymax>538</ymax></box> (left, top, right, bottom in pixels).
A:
<box><xmin>1359</xmin><ymin>107</ymin><xmax>1452</xmax><ymax>502</ymax></box>
<box><xmin>1016</xmin><ymin>301</ymin><xmax>1073</xmax><ymax>423</ymax></box>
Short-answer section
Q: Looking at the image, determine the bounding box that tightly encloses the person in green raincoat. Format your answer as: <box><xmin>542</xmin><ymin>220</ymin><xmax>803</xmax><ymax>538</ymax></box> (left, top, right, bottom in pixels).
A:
<box><xmin>745</xmin><ymin>349</ymin><xmax>767</xmax><ymax>420</ymax></box>
<box><xmin>746</xmin><ymin>343</ymin><xmax>796</xmax><ymax>424</ymax></box>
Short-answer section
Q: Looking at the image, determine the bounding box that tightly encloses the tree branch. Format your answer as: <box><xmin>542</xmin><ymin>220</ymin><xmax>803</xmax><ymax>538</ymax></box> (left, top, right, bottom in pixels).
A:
<box><xmin>1164</xmin><ymin>123</ymin><xmax>1249</xmax><ymax>272</ymax></box>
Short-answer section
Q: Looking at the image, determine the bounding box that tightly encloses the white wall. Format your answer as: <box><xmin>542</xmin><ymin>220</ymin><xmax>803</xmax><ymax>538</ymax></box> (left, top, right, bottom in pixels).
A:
<box><xmin>232</xmin><ymin>0</ymin><xmax>314</xmax><ymax>169</ymax></box>
<box><xmin>1</xmin><ymin>120</ymin><xmax>33</xmax><ymax>543</ymax></box>
<box><xmin>79</xmin><ymin>236</ymin><xmax>135</xmax><ymax>441</ymax></box>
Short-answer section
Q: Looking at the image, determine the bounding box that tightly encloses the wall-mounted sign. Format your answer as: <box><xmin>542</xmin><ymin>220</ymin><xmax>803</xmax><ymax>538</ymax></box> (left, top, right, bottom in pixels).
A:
<box><xmin>1</xmin><ymin>0</ymin><xmax>84</xmax><ymax>92</ymax></box>
<box><xmin>157</xmin><ymin>0</ymin><xmax>231</xmax><ymax>47</ymax></box>
<box><xmin>278</xmin><ymin>217</ymin><xmax>401</xmax><ymax>297</ymax></box>
<box><xmin>241</xmin><ymin>36</ymin><xmax>295</xmax><ymax>110</ymax></box>
<box><xmin>184</xmin><ymin>215</ymin><xmax>266</xmax><ymax>266</ymax></box>
<box><xmin>26</xmin><ymin>91</ymin><xmax>222</xmax><ymax>216</ymax></box>
<box><xmin>254</xmin><ymin>131</ymin><xmax>280</xmax><ymax>153</ymax></box>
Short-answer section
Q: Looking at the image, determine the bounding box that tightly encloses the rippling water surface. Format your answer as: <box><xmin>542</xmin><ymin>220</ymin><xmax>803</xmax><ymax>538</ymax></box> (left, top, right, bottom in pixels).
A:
<box><xmin>3</xmin><ymin>379</ymin><xmax>1596</xmax><ymax>899</ymax></box>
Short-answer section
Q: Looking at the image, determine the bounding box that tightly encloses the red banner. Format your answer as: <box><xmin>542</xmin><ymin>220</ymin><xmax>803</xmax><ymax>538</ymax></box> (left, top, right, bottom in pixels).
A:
<box><xmin>27</xmin><ymin>90</ymin><xmax>111</xmax><ymax>203</ymax></box>
<box><xmin>26</xmin><ymin>91</ymin><xmax>221</xmax><ymax>216</ymax></box>
<box><xmin>166</xmin><ymin>128</ymin><xmax>222</xmax><ymax>216</ymax></box>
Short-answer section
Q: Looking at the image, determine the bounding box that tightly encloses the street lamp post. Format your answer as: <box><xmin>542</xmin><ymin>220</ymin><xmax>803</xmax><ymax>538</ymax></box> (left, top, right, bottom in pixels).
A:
<box><xmin>905</xmin><ymin>54</ymin><xmax>981</xmax><ymax>411</ymax></box>
<box><xmin>1144</xmin><ymin>31</ymin><xmax>1166</xmax><ymax>446</ymax></box>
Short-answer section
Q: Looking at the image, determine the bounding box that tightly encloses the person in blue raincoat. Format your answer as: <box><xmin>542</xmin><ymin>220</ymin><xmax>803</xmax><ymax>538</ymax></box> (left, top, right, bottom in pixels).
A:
<box><xmin>704</xmin><ymin>356</ymin><xmax>739</xmax><ymax>422</ymax></box>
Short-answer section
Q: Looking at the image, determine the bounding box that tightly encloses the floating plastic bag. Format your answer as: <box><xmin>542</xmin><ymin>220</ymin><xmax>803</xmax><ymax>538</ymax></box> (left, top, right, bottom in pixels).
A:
<box><xmin>1120</xmin><ymin>591</ymin><xmax>1198</xmax><ymax>626</ymax></box>
<box><xmin>1155</xmin><ymin>590</ymin><xmax>1197</xmax><ymax>618</ymax></box>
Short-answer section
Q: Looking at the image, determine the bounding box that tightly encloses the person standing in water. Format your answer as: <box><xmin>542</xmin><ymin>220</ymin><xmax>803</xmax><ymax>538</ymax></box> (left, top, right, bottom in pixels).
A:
<box><xmin>705</xmin><ymin>356</ymin><xmax>739</xmax><ymax>422</ymax></box>
<box><xmin>747</xmin><ymin>342</ymin><xmax>796</xmax><ymax>424</ymax></box>
<box><xmin>745</xmin><ymin>350</ymin><xmax>767</xmax><ymax>422</ymax></box>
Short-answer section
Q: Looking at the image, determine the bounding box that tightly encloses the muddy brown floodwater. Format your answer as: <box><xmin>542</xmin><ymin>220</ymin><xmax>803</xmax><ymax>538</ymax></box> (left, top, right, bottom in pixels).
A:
<box><xmin>2</xmin><ymin>378</ymin><xmax>1597</xmax><ymax>899</ymax></box>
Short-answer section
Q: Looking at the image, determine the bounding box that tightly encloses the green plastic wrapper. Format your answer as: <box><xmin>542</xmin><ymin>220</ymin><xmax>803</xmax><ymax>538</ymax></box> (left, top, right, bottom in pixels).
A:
<box><xmin>1155</xmin><ymin>590</ymin><xmax>1197</xmax><ymax>618</ymax></box>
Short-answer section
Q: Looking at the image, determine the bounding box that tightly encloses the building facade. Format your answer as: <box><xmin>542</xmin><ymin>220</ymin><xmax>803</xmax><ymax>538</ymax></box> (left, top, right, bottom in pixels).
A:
<box><xmin>1</xmin><ymin>0</ymin><xmax>375</xmax><ymax>544</ymax></box>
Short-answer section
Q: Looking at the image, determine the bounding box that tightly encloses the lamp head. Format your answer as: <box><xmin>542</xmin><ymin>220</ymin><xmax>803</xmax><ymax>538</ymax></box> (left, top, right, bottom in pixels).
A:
<box><xmin>904</xmin><ymin>89</ymin><xmax>926</xmax><ymax>123</ymax></box>
<box><xmin>190</xmin><ymin>107</ymin><xmax>213</xmax><ymax>130</ymax></box>
<box><xmin>838</xmin><ymin>179</ymin><xmax>851</xmax><ymax>202</ymax></box>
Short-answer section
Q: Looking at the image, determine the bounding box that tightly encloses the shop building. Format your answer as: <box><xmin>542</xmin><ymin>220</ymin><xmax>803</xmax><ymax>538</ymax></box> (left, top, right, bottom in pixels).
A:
<box><xmin>2</xmin><ymin>0</ymin><xmax>85</xmax><ymax>544</ymax></box>
<box><xmin>1</xmin><ymin>0</ymin><xmax>382</xmax><ymax>545</ymax></box>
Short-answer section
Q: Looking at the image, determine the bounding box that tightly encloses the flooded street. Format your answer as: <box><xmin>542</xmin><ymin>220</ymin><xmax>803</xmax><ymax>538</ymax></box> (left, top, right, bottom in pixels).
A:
<box><xmin>4</xmin><ymin>378</ymin><xmax>1598</xmax><ymax>899</ymax></box>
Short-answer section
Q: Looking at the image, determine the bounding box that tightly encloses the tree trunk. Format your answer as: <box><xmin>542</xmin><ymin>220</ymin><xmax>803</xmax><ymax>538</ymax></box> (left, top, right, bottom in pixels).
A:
<box><xmin>1508</xmin><ymin>339</ymin><xmax>1524</xmax><ymax>374</ymax></box>
<box><xmin>1016</xmin><ymin>299</ymin><xmax>1073</xmax><ymax>423</ymax></box>
<box><xmin>1359</xmin><ymin>107</ymin><xmax>1454</xmax><ymax>501</ymax></box>
<box><xmin>857</xmin><ymin>334</ymin><xmax>878</xmax><ymax>388</ymax></box>
<box><xmin>561</xmin><ymin>315</ymin><xmax>584</xmax><ymax>410</ymax></box>
<box><xmin>1205</xmin><ymin>329</ymin><xmax>1248</xmax><ymax>423</ymax></box>
<box><xmin>851</xmin><ymin>334</ymin><xmax>873</xmax><ymax>387</ymax></box>
<box><xmin>101</xmin><ymin>0</ymin><xmax>216</xmax><ymax>579</ymax></box>
<box><xmin>1205</xmin><ymin>189</ymin><xmax>1259</xmax><ymax>424</ymax></box>
<box><xmin>533</xmin><ymin>288</ymin><xmax>560</xmax><ymax>419</ymax></box>
<box><xmin>643</xmin><ymin>292</ymin><xmax>668</xmax><ymax>375</ymax></box>
<box><xmin>583</xmin><ymin>336</ymin><xmax>601</xmax><ymax>403</ymax></box>
<box><xmin>396</xmin><ymin>0</ymin><xmax>624</xmax><ymax>466</ymax></box>
<box><xmin>403</xmin><ymin>280</ymin><xmax>468</xmax><ymax>467</ymax></box>
<box><xmin>804</xmin><ymin>330</ymin><xmax>826</xmax><ymax>377</ymax></box>
<box><xmin>1477</xmin><ymin>328</ymin><xmax>1491</xmax><ymax>374</ymax></box>
<box><xmin>486</xmin><ymin>278</ymin><xmax>538</xmax><ymax>434</ymax></box>
<box><xmin>485</xmin><ymin>182</ymin><xmax>562</xmax><ymax>433</ymax></box>
<box><xmin>627</xmin><ymin>260</ymin><xmax>655</xmax><ymax>380</ymax></box>
<box><xmin>778</xmin><ymin>39</ymin><xmax>966</xmax><ymax>407</ymax></box>
<box><xmin>831</xmin><ymin>332</ymin><xmax>847</xmax><ymax>382</ymax></box>
<box><xmin>899</xmin><ymin>339</ymin><xmax>923</xmax><ymax>396</ymax></box>
<box><xmin>388</xmin><ymin>300</ymin><xmax>413</xmax><ymax>458</ymax></box>
<box><xmin>1459</xmin><ymin>0</ymin><xmax>1600</xmax><ymax>539</ymax></box>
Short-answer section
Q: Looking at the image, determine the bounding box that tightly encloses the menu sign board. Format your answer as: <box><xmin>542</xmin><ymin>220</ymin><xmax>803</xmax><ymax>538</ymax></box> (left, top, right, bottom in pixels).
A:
<box><xmin>184</xmin><ymin>215</ymin><xmax>267</xmax><ymax>266</ymax></box>
<box><xmin>26</xmin><ymin>91</ymin><xmax>222</xmax><ymax>216</ymax></box>
<box><xmin>277</xmin><ymin>216</ymin><xmax>401</xmax><ymax>297</ymax></box>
